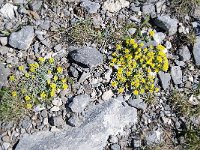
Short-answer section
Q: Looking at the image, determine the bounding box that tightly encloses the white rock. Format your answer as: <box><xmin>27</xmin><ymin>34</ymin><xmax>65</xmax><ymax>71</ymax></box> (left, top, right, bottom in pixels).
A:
<box><xmin>104</xmin><ymin>68</ymin><xmax>112</xmax><ymax>82</ymax></box>
<box><xmin>153</xmin><ymin>32</ymin><xmax>166</xmax><ymax>44</ymax></box>
<box><xmin>43</xmin><ymin>118</ymin><xmax>48</xmax><ymax>125</ymax></box>
<box><xmin>50</xmin><ymin>126</ymin><xmax>60</xmax><ymax>132</ymax></box>
<box><xmin>188</xmin><ymin>95</ymin><xmax>199</xmax><ymax>105</ymax></box>
<box><xmin>188</xmin><ymin>76</ymin><xmax>194</xmax><ymax>82</ymax></box>
<box><xmin>0</xmin><ymin>3</ymin><xmax>17</xmax><ymax>19</ymax></box>
<box><xmin>52</xmin><ymin>98</ymin><xmax>62</xmax><ymax>107</ymax></box>
<box><xmin>50</xmin><ymin>106</ymin><xmax>60</xmax><ymax>112</ymax></box>
<box><xmin>165</xmin><ymin>41</ymin><xmax>172</xmax><ymax>49</ymax></box>
<box><xmin>34</xmin><ymin>104</ymin><xmax>45</xmax><ymax>112</ymax></box>
<box><xmin>102</xmin><ymin>90</ymin><xmax>113</xmax><ymax>100</ymax></box>
<box><xmin>103</xmin><ymin>0</ymin><xmax>130</xmax><ymax>12</ymax></box>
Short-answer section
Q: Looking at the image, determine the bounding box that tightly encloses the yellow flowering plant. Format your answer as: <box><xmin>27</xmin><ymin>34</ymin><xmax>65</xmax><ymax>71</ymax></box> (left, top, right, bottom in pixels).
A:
<box><xmin>110</xmin><ymin>29</ymin><xmax>169</xmax><ymax>95</ymax></box>
<box><xmin>4</xmin><ymin>57</ymin><xmax>70</xmax><ymax>112</ymax></box>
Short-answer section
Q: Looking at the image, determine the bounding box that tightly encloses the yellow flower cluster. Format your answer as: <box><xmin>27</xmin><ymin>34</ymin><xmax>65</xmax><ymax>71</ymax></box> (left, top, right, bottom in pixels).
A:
<box><xmin>8</xmin><ymin>57</ymin><xmax>69</xmax><ymax>110</ymax></box>
<box><xmin>110</xmin><ymin>30</ymin><xmax>169</xmax><ymax>95</ymax></box>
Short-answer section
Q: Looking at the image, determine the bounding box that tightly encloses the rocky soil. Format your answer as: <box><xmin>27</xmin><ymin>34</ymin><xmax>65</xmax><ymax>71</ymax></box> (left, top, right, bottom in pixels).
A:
<box><xmin>0</xmin><ymin>0</ymin><xmax>200</xmax><ymax>150</ymax></box>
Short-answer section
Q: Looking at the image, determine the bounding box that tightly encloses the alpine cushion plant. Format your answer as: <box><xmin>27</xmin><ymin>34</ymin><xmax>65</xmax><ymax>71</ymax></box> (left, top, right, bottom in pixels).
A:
<box><xmin>3</xmin><ymin>57</ymin><xmax>69</xmax><ymax>111</ymax></box>
<box><xmin>110</xmin><ymin>29</ymin><xmax>169</xmax><ymax>95</ymax></box>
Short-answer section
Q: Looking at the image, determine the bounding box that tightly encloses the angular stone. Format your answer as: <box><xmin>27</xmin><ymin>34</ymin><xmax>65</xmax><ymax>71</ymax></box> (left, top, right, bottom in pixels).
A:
<box><xmin>9</xmin><ymin>26</ymin><xmax>34</xmax><ymax>50</ymax></box>
<box><xmin>102</xmin><ymin>90</ymin><xmax>113</xmax><ymax>101</ymax></box>
<box><xmin>0</xmin><ymin>37</ymin><xmax>8</xmax><ymax>46</ymax></box>
<box><xmin>142</xmin><ymin>4</ymin><xmax>155</xmax><ymax>15</ymax></box>
<box><xmin>0</xmin><ymin>3</ymin><xmax>17</xmax><ymax>19</ymax></box>
<box><xmin>171</xmin><ymin>66</ymin><xmax>182</xmax><ymax>85</ymax></box>
<box><xmin>179</xmin><ymin>46</ymin><xmax>191</xmax><ymax>61</ymax></box>
<box><xmin>108</xmin><ymin>135</ymin><xmax>118</xmax><ymax>143</ymax></box>
<box><xmin>158</xmin><ymin>71</ymin><xmax>171</xmax><ymax>90</ymax></box>
<box><xmin>52</xmin><ymin>98</ymin><xmax>62</xmax><ymax>107</ymax></box>
<box><xmin>110</xmin><ymin>144</ymin><xmax>120</xmax><ymax>150</ymax></box>
<box><xmin>67</xmin><ymin>114</ymin><xmax>81</xmax><ymax>127</ymax></box>
<box><xmin>146</xmin><ymin>129</ymin><xmax>163</xmax><ymax>145</ymax></box>
<box><xmin>0</xmin><ymin>63</ymin><xmax>10</xmax><ymax>88</ymax></box>
<box><xmin>80</xmin><ymin>0</ymin><xmax>100</xmax><ymax>14</ymax></box>
<box><xmin>103</xmin><ymin>0</ymin><xmax>130</xmax><ymax>12</ymax></box>
<box><xmin>50</xmin><ymin>106</ymin><xmax>60</xmax><ymax>112</ymax></box>
<box><xmin>29</xmin><ymin>0</ymin><xmax>43</xmax><ymax>11</ymax></box>
<box><xmin>69</xmin><ymin>94</ymin><xmax>91</xmax><ymax>113</ymax></box>
<box><xmin>69</xmin><ymin>47</ymin><xmax>103</xmax><ymax>68</ymax></box>
<box><xmin>193</xmin><ymin>36</ymin><xmax>200</xmax><ymax>66</ymax></box>
<box><xmin>20</xmin><ymin>116</ymin><xmax>32</xmax><ymax>129</ymax></box>
<box><xmin>53</xmin><ymin>115</ymin><xmax>66</xmax><ymax>128</ymax></box>
<box><xmin>127</xmin><ymin>98</ymin><xmax>147</xmax><ymax>110</ymax></box>
<box><xmin>16</xmin><ymin>97</ymin><xmax>137</xmax><ymax>150</ymax></box>
<box><xmin>153</xmin><ymin>15</ymin><xmax>178</xmax><ymax>35</ymax></box>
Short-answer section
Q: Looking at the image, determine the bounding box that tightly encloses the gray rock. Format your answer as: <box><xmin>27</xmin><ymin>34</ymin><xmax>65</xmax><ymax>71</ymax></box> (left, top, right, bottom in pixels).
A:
<box><xmin>80</xmin><ymin>0</ymin><xmax>100</xmax><ymax>14</ymax></box>
<box><xmin>110</xmin><ymin>144</ymin><xmax>120</xmax><ymax>150</ymax></box>
<box><xmin>0</xmin><ymin>63</ymin><xmax>10</xmax><ymax>88</ymax></box>
<box><xmin>127</xmin><ymin>98</ymin><xmax>147</xmax><ymax>110</ymax></box>
<box><xmin>20</xmin><ymin>116</ymin><xmax>32</xmax><ymax>129</ymax></box>
<box><xmin>0</xmin><ymin>3</ymin><xmax>17</xmax><ymax>19</ymax></box>
<box><xmin>16</xmin><ymin>97</ymin><xmax>137</xmax><ymax>150</ymax></box>
<box><xmin>156</xmin><ymin>0</ymin><xmax>165</xmax><ymax>14</ymax></box>
<box><xmin>9</xmin><ymin>26</ymin><xmax>34</xmax><ymax>50</ymax></box>
<box><xmin>178</xmin><ymin>46</ymin><xmax>191</xmax><ymax>61</ymax></box>
<box><xmin>53</xmin><ymin>115</ymin><xmax>66</xmax><ymax>128</ymax></box>
<box><xmin>146</xmin><ymin>129</ymin><xmax>162</xmax><ymax>145</ymax></box>
<box><xmin>130</xmin><ymin>3</ymin><xmax>140</xmax><ymax>12</ymax></box>
<box><xmin>193</xmin><ymin>36</ymin><xmax>200</xmax><ymax>66</ymax></box>
<box><xmin>133</xmin><ymin>139</ymin><xmax>141</xmax><ymax>148</ymax></box>
<box><xmin>78</xmin><ymin>72</ymin><xmax>91</xmax><ymax>83</ymax></box>
<box><xmin>0</xmin><ymin>37</ymin><xmax>8</xmax><ymax>46</ymax></box>
<box><xmin>0</xmin><ymin>46</ymin><xmax>10</xmax><ymax>55</ymax></box>
<box><xmin>6</xmin><ymin>57</ymin><xmax>19</xmax><ymax>65</ymax></box>
<box><xmin>69</xmin><ymin>47</ymin><xmax>103</xmax><ymax>68</ymax></box>
<box><xmin>54</xmin><ymin>44</ymin><xmax>62</xmax><ymax>52</ymax></box>
<box><xmin>158</xmin><ymin>71</ymin><xmax>171</xmax><ymax>90</ymax></box>
<box><xmin>29</xmin><ymin>0</ymin><xmax>43</xmax><ymax>11</ymax></box>
<box><xmin>67</xmin><ymin>114</ymin><xmax>81</xmax><ymax>127</ymax></box>
<box><xmin>39</xmin><ymin>20</ymin><xmax>50</xmax><ymax>30</ymax></box>
<box><xmin>13</xmin><ymin>0</ymin><xmax>27</xmax><ymax>4</ymax></box>
<box><xmin>153</xmin><ymin>15</ymin><xmax>178</xmax><ymax>35</ymax></box>
<box><xmin>0</xmin><ymin>0</ymin><xmax>4</xmax><ymax>5</ymax></box>
<box><xmin>69</xmin><ymin>94</ymin><xmax>91</xmax><ymax>113</ymax></box>
<box><xmin>69</xmin><ymin>66</ymin><xmax>79</xmax><ymax>78</ymax></box>
<box><xmin>142</xmin><ymin>4</ymin><xmax>155</xmax><ymax>15</ymax></box>
<box><xmin>171</xmin><ymin>66</ymin><xmax>182</xmax><ymax>85</ymax></box>
<box><xmin>41</xmin><ymin>110</ymin><xmax>48</xmax><ymax>118</ymax></box>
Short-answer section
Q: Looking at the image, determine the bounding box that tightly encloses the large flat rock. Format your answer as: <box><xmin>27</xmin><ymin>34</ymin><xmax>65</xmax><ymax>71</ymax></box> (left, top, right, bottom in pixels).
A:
<box><xmin>16</xmin><ymin>97</ymin><xmax>137</xmax><ymax>150</ymax></box>
<box><xmin>69</xmin><ymin>47</ymin><xmax>103</xmax><ymax>68</ymax></box>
